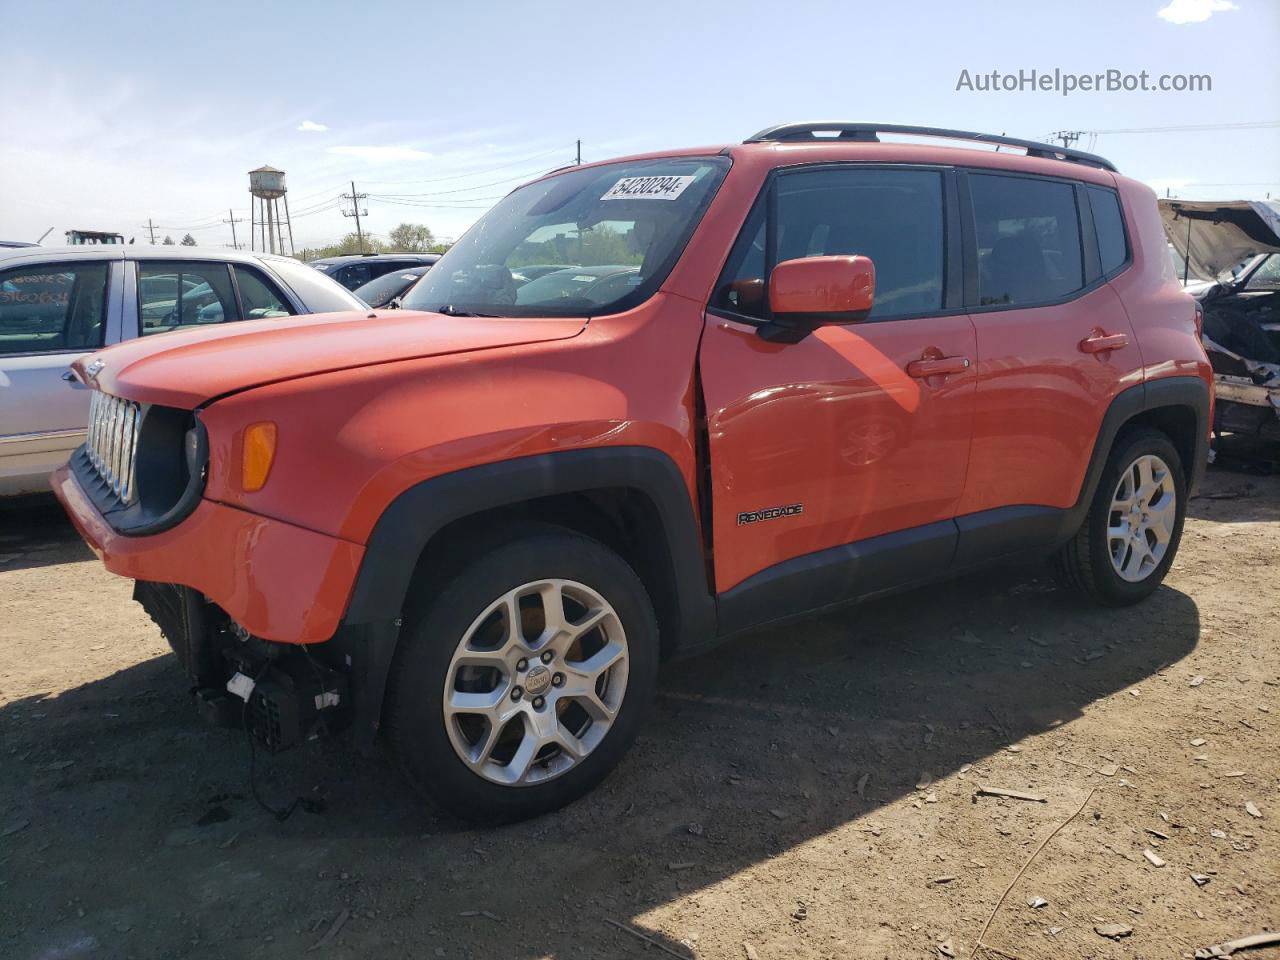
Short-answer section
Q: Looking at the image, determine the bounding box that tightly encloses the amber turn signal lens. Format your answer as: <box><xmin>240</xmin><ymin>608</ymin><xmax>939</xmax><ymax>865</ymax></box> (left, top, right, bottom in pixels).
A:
<box><xmin>241</xmin><ymin>422</ymin><xmax>277</xmax><ymax>492</ymax></box>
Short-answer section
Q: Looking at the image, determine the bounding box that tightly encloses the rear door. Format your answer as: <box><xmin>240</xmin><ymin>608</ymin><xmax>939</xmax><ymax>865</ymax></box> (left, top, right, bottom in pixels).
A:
<box><xmin>955</xmin><ymin>171</ymin><xmax>1143</xmax><ymax>557</ymax></box>
<box><xmin>698</xmin><ymin>165</ymin><xmax>977</xmax><ymax>622</ymax></box>
<box><xmin>0</xmin><ymin>257</ymin><xmax>123</xmax><ymax>493</ymax></box>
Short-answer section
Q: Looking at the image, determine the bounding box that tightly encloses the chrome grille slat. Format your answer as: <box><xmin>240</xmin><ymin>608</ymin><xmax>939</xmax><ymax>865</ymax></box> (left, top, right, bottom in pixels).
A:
<box><xmin>84</xmin><ymin>391</ymin><xmax>142</xmax><ymax>505</ymax></box>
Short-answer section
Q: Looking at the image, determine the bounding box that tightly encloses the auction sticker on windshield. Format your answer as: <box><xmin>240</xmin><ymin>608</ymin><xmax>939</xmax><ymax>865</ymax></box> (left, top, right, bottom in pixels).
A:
<box><xmin>601</xmin><ymin>175</ymin><xmax>695</xmax><ymax>201</ymax></box>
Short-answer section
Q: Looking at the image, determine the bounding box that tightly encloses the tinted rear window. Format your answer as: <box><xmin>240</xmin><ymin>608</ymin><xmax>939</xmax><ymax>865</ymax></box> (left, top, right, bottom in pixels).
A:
<box><xmin>969</xmin><ymin>174</ymin><xmax>1084</xmax><ymax>306</ymax></box>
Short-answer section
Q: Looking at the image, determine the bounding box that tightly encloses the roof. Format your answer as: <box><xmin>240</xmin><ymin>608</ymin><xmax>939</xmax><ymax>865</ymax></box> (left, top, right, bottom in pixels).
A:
<box><xmin>248</xmin><ymin>164</ymin><xmax>284</xmax><ymax>174</ymax></box>
<box><xmin>0</xmin><ymin>245</ymin><xmax>305</xmax><ymax>266</ymax></box>
<box><xmin>308</xmin><ymin>253</ymin><xmax>441</xmax><ymax>265</ymax></box>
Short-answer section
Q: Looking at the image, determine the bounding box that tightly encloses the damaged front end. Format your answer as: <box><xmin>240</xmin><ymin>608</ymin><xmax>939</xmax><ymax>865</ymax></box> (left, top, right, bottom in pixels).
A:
<box><xmin>134</xmin><ymin>581</ymin><xmax>351</xmax><ymax>751</ymax></box>
<box><xmin>1161</xmin><ymin>199</ymin><xmax>1280</xmax><ymax>450</ymax></box>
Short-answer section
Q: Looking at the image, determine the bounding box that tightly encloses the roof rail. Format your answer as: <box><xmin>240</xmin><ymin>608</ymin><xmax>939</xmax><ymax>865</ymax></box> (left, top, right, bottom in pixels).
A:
<box><xmin>744</xmin><ymin>122</ymin><xmax>1118</xmax><ymax>172</ymax></box>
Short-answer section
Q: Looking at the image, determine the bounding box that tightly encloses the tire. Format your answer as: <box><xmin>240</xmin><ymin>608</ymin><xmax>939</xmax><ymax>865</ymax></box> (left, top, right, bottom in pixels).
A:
<box><xmin>1052</xmin><ymin>427</ymin><xmax>1187</xmax><ymax>606</ymax></box>
<box><xmin>385</xmin><ymin>530</ymin><xmax>659</xmax><ymax>822</ymax></box>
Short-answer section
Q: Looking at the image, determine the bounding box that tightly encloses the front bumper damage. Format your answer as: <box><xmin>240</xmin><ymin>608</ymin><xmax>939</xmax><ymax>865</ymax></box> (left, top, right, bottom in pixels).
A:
<box><xmin>52</xmin><ymin>462</ymin><xmax>359</xmax><ymax>750</ymax></box>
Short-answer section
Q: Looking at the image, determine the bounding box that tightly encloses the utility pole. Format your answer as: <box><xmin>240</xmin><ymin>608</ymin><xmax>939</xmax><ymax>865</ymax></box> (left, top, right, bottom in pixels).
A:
<box><xmin>342</xmin><ymin>181</ymin><xmax>368</xmax><ymax>250</ymax></box>
<box><xmin>223</xmin><ymin>208</ymin><xmax>245</xmax><ymax>250</ymax></box>
<box><xmin>144</xmin><ymin>219</ymin><xmax>157</xmax><ymax>245</ymax></box>
<box><xmin>575</xmin><ymin>139</ymin><xmax>582</xmax><ymax>165</ymax></box>
<box><xmin>1052</xmin><ymin>130</ymin><xmax>1083</xmax><ymax>149</ymax></box>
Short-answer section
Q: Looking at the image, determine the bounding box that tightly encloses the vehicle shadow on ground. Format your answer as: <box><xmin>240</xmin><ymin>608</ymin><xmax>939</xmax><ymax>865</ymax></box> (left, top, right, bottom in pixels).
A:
<box><xmin>0</xmin><ymin>495</ymin><xmax>94</xmax><ymax>570</ymax></box>
<box><xmin>3</xmin><ymin>558</ymin><xmax>1201</xmax><ymax>959</ymax></box>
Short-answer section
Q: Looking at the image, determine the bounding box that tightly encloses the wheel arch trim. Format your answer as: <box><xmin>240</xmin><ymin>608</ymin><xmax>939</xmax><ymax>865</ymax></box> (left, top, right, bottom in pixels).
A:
<box><xmin>334</xmin><ymin>446</ymin><xmax>715</xmax><ymax>745</ymax></box>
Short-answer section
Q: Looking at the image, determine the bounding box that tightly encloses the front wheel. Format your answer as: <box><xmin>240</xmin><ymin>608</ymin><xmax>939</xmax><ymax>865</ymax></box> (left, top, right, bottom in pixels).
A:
<box><xmin>1052</xmin><ymin>427</ymin><xmax>1187</xmax><ymax>606</ymax></box>
<box><xmin>385</xmin><ymin>531</ymin><xmax>659</xmax><ymax>822</ymax></box>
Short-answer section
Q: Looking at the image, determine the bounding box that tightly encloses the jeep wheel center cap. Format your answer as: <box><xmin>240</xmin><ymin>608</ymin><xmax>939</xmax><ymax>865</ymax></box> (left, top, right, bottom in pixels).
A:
<box><xmin>524</xmin><ymin>664</ymin><xmax>552</xmax><ymax>696</ymax></box>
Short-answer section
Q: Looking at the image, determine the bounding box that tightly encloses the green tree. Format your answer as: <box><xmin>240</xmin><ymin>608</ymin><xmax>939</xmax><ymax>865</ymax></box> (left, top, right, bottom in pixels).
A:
<box><xmin>162</xmin><ymin>235</ymin><xmax>175</xmax><ymax>245</ymax></box>
<box><xmin>180</xmin><ymin>234</ymin><xmax>196</xmax><ymax>246</ymax></box>
<box><xmin>387</xmin><ymin>222</ymin><xmax>435</xmax><ymax>252</ymax></box>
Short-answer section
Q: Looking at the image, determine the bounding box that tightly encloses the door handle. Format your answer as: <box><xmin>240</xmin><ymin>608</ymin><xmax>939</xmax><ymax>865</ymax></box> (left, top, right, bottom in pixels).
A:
<box><xmin>906</xmin><ymin>356</ymin><xmax>971</xmax><ymax>378</ymax></box>
<box><xmin>1079</xmin><ymin>332</ymin><xmax>1129</xmax><ymax>354</ymax></box>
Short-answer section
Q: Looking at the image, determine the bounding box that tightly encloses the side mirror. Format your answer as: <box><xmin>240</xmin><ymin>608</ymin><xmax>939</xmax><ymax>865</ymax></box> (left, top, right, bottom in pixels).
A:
<box><xmin>387</xmin><ymin>296</ymin><xmax>403</xmax><ymax>310</ymax></box>
<box><xmin>759</xmin><ymin>255</ymin><xmax>875</xmax><ymax>343</ymax></box>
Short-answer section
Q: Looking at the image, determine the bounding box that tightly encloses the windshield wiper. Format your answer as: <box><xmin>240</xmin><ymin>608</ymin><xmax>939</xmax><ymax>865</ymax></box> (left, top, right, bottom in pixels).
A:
<box><xmin>436</xmin><ymin>304</ymin><xmax>500</xmax><ymax>318</ymax></box>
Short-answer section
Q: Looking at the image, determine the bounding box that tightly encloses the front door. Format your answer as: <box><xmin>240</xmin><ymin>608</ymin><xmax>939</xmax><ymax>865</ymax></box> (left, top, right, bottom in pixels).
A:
<box><xmin>699</xmin><ymin>165</ymin><xmax>977</xmax><ymax>627</ymax></box>
<box><xmin>0</xmin><ymin>258</ymin><xmax>122</xmax><ymax>494</ymax></box>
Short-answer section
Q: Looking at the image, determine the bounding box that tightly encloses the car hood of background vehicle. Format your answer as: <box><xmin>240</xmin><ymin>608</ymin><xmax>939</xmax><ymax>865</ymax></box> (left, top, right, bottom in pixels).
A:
<box><xmin>1161</xmin><ymin>198</ymin><xmax>1280</xmax><ymax>280</ymax></box>
<box><xmin>75</xmin><ymin>309</ymin><xmax>587</xmax><ymax>408</ymax></box>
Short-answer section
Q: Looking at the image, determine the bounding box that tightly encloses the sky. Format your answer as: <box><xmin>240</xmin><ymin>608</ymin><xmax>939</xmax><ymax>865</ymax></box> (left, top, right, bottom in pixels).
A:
<box><xmin>1</xmin><ymin>0</ymin><xmax>1277</xmax><ymax>252</ymax></box>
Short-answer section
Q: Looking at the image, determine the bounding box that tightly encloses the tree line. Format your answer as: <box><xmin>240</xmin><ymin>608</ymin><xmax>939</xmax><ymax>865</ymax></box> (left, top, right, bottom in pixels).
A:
<box><xmin>295</xmin><ymin>223</ymin><xmax>449</xmax><ymax>261</ymax></box>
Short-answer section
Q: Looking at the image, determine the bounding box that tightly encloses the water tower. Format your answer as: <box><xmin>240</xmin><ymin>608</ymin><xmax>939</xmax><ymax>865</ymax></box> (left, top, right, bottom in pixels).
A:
<box><xmin>248</xmin><ymin>165</ymin><xmax>294</xmax><ymax>256</ymax></box>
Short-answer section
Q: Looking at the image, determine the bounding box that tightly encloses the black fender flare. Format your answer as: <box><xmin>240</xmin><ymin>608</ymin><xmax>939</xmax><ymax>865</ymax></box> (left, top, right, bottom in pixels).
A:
<box><xmin>1056</xmin><ymin>375</ymin><xmax>1210</xmax><ymax>540</ymax></box>
<box><xmin>331</xmin><ymin>446</ymin><xmax>715</xmax><ymax>746</ymax></box>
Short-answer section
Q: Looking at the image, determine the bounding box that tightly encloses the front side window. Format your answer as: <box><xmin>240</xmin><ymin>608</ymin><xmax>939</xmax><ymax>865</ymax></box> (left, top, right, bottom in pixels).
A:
<box><xmin>1087</xmin><ymin>185</ymin><xmax>1129</xmax><ymax>276</ymax></box>
<box><xmin>970</xmin><ymin>174</ymin><xmax>1084</xmax><ymax>306</ymax></box>
<box><xmin>138</xmin><ymin>262</ymin><xmax>237</xmax><ymax>335</ymax></box>
<box><xmin>714</xmin><ymin>167</ymin><xmax>945</xmax><ymax>320</ymax></box>
<box><xmin>0</xmin><ymin>262</ymin><xmax>109</xmax><ymax>356</ymax></box>
<box><xmin>401</xmin><ymin>156</ymin><xmax>730</xmax><ymax>317</ymax></box>
<box><xmin>234</xmin><ymin>266</ymin><xmax>294</xmax><ymax>319</ymax></box>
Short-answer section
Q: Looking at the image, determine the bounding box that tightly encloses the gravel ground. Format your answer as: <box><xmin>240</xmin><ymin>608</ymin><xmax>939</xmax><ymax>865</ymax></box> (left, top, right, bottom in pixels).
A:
<box><xmin>1</xmin><ymin>465</ymin><xmax>1276</xmax><ymax>960</ymax></box>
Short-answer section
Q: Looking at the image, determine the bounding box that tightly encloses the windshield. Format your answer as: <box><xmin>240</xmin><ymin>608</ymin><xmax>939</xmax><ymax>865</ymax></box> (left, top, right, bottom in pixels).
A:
<box><xmin>401</xmin><ymin>156</ymin><xmax>729</xmax><ymax>317</ymax></box>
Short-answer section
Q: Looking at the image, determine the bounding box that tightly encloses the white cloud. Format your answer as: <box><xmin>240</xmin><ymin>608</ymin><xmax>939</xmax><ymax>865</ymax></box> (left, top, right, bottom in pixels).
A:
<box><xmin>326</xmin><ymin>145</ymin><xmax>433</xmax><ymax>162</ymax></box>
<box><xmin>1157</xmin><ymin>0</ymin><xmax>1238</xmax><ymax>24</ymax></box>
<box><xmin>297</xmin><ymin>120</ymin><xmax>328</xmax><ymax>132</ymax></box>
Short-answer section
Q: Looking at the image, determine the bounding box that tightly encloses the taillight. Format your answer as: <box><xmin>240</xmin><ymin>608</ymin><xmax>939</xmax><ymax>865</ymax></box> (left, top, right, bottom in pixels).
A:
<box><xmin>1193</xmin><ymin>301</ymin><xmax>1204</xmax><ymax>339</ymax></box>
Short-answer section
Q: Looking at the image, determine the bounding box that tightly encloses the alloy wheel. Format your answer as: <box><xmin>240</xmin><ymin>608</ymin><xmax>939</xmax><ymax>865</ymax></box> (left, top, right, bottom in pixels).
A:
<box><xmin>441</xmin><ymin>578</ymin><xmax>628</xmax><ymax>786</ymax></box>
<box><xmin>1107</xmin><ymin>453</ymin><xmax>1177</xmax><ymax>583</ymax></box>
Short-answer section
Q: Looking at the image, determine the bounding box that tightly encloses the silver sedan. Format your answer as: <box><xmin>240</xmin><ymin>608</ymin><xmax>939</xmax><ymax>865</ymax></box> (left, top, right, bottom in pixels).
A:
<box><xmin>0</xmin><ymin>245</ymin><xmax>364</xmax><ymax>496</ymax></box>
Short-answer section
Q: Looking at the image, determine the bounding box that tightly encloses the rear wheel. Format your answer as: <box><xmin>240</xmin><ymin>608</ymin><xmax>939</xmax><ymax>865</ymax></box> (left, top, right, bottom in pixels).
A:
<box><xmin>1052</xmin><ymin>428</ymin><xmax>1186</xmax><ymax>606</ymax></box>
<box><xmin>385</xmin><ymin>531</ymin><xmax>658</xmax><ymax>822</ymax></box>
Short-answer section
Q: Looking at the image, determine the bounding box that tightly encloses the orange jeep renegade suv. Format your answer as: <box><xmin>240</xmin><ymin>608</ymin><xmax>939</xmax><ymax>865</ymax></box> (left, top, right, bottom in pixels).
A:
<box><xmin>55</xmin><ymin>123</ymin><xmax>1212</xmax><ymax>821</ymax></box>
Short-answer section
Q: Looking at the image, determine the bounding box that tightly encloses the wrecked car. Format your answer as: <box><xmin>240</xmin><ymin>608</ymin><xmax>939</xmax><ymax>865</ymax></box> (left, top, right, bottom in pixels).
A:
<box><xmin>1162</xmin><ymin>199</ymin><xmax>1280</xmax><ymax>443</ymax></box>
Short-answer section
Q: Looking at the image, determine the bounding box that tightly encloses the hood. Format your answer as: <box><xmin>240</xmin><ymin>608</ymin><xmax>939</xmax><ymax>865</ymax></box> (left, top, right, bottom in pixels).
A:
<box><xmin>75</xmin><ymin>309</ymin><xmax>586</xmax><ymax>408</ymax></box>
<box><xmin>1160</xmin><ymin>198</ymin><xmax>1280</xmax><ymax>281</ymax></box>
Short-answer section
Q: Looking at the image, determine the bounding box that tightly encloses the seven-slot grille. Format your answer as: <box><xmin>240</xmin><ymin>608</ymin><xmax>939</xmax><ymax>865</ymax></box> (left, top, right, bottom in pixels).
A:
<box><xmin>86</xmin><ymin>392</ymin><xmax>142</xmax><ymax>503</ymax></box>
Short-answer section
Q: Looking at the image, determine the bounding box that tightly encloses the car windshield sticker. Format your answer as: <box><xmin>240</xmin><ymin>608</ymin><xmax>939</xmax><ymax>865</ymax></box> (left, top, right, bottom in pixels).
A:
<box><xmin>601</xmin><ymin>175</ymin><xmax>695</xmax><ymax>201</ymax></box>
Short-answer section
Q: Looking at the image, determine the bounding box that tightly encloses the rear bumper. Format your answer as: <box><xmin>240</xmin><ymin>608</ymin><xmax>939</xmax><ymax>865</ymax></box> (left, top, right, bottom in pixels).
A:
<box><xmin>51</xmin><ymin>463</ymin><xmax>364</xmax><ymax>644</ymax></box>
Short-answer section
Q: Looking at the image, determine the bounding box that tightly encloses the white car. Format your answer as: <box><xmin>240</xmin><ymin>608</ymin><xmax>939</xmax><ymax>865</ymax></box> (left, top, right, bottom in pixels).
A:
<box><xmin>0</xmin><ymin>246</ymin><xmax>364</xmax><ymax>496</ymax></box>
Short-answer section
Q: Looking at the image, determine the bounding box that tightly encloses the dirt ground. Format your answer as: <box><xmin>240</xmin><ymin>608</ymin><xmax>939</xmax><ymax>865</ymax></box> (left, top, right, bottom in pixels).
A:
<box><xmin>1</xmin><ymin>466</ymin><xmax>1277</xmax><ymax>960</ymax></box>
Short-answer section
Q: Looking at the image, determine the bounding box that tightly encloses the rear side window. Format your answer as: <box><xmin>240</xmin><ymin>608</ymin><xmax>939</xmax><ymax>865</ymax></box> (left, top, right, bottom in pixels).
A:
<box><xmin>969</xmin><ymin>174</ymin><xmax>1083</xmax><ymax>306</ymax></box>
<box><xmin>138</xmin><ymin>262</ymin><xmax>238</xmax><ymax>335</ymax></box>
<box><xmin>336</xmin><ymin>264</ymin><xmax>372</xmax><ymax>290</ymax></box>
<box><xmin>1087</xmin><ymin>186</ymin><xmax>1129</xmax><ymax>276</ymax></box>
<box><xmin>0</xmin><ymin>262</ymin><xmax>109</xmax><ymax>356</ymax></box>
<box><xmin>715</xmin><ymin>167</ymin><xmax>946</xmax><ymax>320</ymax></box>
<box><xmin>234</xmin><ymin>266</ymin><xmax>294</xmax><ymax>319</ymax></box>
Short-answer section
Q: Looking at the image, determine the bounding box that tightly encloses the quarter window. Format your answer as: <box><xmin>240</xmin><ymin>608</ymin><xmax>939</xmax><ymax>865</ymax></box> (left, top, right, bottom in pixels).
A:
<box><xmin>715</xmin><ymin>168</ymin><xmax>946</xmax><ymax>320</ymax></box>
<box><xmin>0</xmin><ymin>262</ymin><xmax>109</xmax><ymax>356</ymax></box>
<box><xmin>138</xmin><ymin>262</ymin><xmax>237</xmax><ymax>335</ymax></box>
<box><xmin>1087</xmin><ymin>185</ymin><xmax>1129</xmax><ymax>276</ymax></box>
<box><xmin>234</xmin><ymin>266</ymin><xmax>294</xmax><ymax>319</ymax></box>
<box><xmin>969</xmin><ymin>174</ymin><xmax>1084</xmax><ymax>306</ymax></box>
